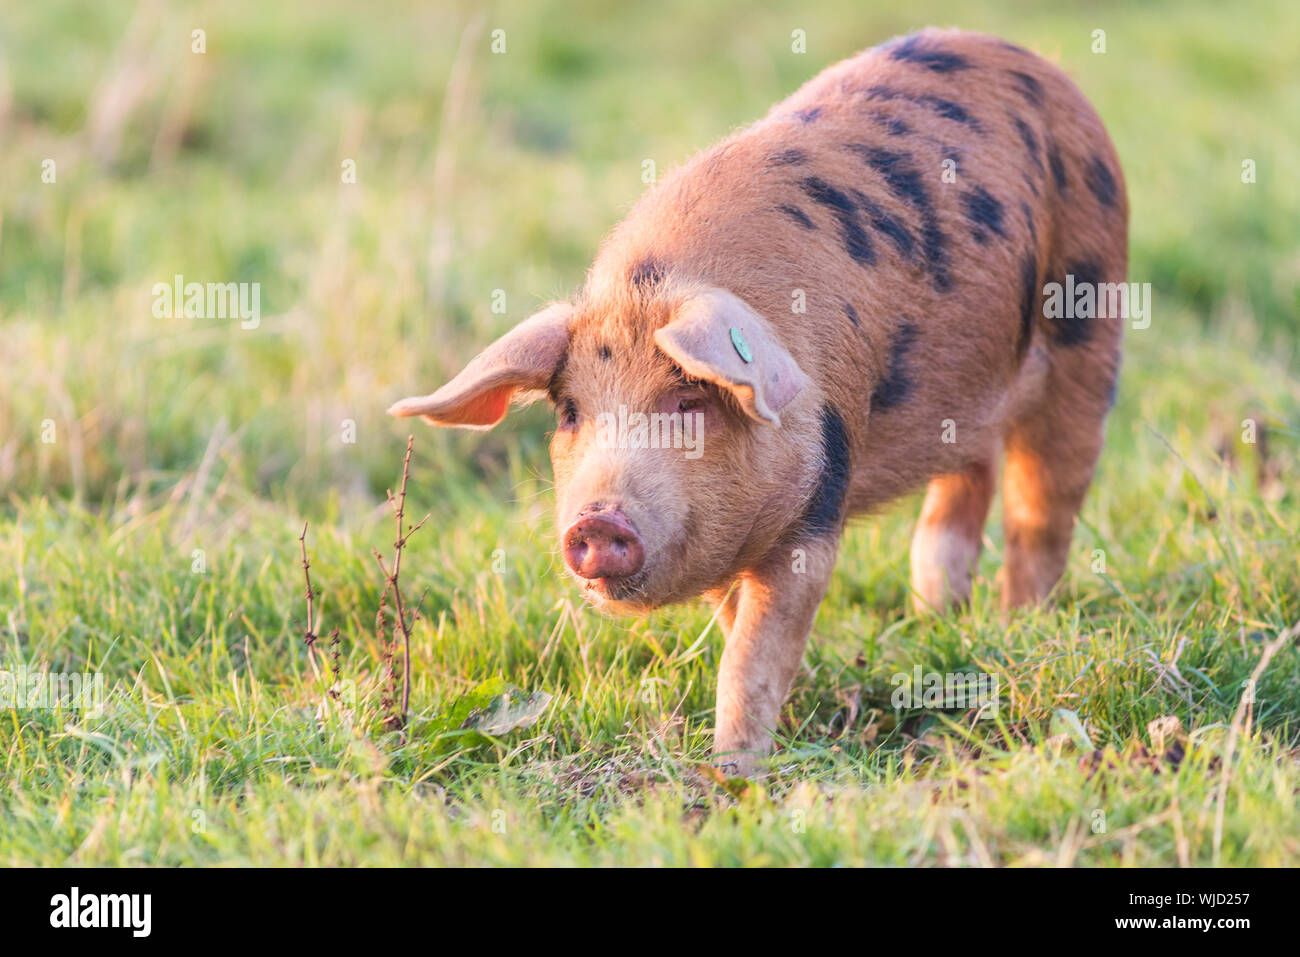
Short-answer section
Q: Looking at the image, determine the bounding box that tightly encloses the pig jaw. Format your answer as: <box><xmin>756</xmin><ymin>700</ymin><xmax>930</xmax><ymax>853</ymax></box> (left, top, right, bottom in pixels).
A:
<box><xmin>565</xmin><ymin>536</ymin><xmax>736</xmax><ymax>616</ymax></box>
<box><xmin>573</xmin><ymin>570</ymin><xmax>655</xmax><ymax>614</ymax></box>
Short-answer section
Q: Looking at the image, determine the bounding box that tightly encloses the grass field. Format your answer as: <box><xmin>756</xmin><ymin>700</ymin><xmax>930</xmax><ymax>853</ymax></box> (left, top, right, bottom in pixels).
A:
<box><xmin>2</xmin><ymin>0</ymin><xmax>1299</xmax><ymax>866</ymax></box>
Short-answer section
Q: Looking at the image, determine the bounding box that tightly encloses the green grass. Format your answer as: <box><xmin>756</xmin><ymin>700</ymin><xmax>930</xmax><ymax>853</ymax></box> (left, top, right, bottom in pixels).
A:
<box><xmin>1</xmin><ymin>0</ymin><xmax>1299</xmax><ymax>866</ymax></box>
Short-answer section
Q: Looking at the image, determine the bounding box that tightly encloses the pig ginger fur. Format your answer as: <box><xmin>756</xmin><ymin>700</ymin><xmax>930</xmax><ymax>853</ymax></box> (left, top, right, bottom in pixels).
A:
<box><xmin>391</xmin><ymin>29</ymin><xmax>1128</xmax><ymax>775</ymax></box>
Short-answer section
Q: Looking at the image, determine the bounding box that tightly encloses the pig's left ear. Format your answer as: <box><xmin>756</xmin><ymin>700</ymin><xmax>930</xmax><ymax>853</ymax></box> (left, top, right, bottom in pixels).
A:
<box><xmin>654</xmin><ymin>288</ymin><xmax>810</xmax><ymax>426</ymax></box>
<box><xmin>388</xmin><ymin>302</ymin><xmax>572</xmax><ymax>429</ymax></box>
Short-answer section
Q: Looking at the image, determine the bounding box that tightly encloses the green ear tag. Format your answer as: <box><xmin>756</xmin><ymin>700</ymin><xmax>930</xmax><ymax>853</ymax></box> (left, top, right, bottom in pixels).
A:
<box><xmin>729</xmin><ymin>327</ymin><xmax>753</xmax><ymax>363</ymax></box>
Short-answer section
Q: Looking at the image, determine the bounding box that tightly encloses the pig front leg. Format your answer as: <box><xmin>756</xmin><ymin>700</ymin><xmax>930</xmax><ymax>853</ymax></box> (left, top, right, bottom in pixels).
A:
<box><xmin>710</xmin><ymin>536</ymin><xmax>839</xmax><ymax>776</ymax></box>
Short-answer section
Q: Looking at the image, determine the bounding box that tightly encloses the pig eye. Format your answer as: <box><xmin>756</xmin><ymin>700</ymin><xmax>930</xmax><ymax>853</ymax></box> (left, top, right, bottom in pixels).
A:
<box><xmin>558</xmin><ymin>398</ymin><xmax>579</xmax><ymax>429</ymax></box>
<box><xmin>677</xmin><ymin>394</ymin><xmax>707</xmax><ymax>414</ymax></box>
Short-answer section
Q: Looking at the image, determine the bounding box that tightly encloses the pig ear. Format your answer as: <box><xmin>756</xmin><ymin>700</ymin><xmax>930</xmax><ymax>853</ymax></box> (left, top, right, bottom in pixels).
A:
<box><xmin>653</xmin><ymin>288</ymin><xmax>809</xmax><ymax>426</ymax></box>
<box><xmin>388</xmin><ymin>303</ymin><xmax>572</xmax><ymax>429</ymax></box>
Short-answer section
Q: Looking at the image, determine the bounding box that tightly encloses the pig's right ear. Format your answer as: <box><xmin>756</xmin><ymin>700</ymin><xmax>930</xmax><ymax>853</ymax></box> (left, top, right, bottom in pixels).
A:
<box><xmin>654</xmin><ymin>288</ymin><xmax>809</xmax><ymax>427</ymax></box>
<box><xmin>388</xmin><ymin>303</ymin><xmax>572</xmax><ymax>429</ymax></box>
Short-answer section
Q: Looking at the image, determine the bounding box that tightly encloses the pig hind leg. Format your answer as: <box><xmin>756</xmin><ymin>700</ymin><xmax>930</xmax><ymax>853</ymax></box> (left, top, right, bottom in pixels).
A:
<box><xmin>1001</xmin><ymin>337</ymin><xmax>1119</xmax><ymax>607</ymax></box>
<box><xmin>999</xmin><ymin>81</ymin><xmax>1126</xmax><ymax>606</ymax></box>
<box><xmin>910</xmin><ymin>456</ymin><xmax>997</xmax><ymax>613</ymax></box>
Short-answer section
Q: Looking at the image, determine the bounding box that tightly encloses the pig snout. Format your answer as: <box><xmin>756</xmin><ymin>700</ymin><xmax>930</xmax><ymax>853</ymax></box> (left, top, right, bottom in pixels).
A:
<box><xmin>562</xmin><ymin>505</ymin><xmax>645</xmax><ymax>580</ymax></box>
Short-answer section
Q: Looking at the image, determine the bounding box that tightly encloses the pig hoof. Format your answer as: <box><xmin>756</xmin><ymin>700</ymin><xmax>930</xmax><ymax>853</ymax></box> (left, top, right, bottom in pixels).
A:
<box><xmin>910</xmin><ymin>525</ymin><xmax>979</xmax><ymax>613</ymax></box>
<box><xmin>714</xmin><ymin>759</ymin><xmax>755</xmax><ymax>779</ymax></box>
<box><xmin>712</xmin><ymin>748</ymin><xmax>762</xmax><ymax>779</ymax></box>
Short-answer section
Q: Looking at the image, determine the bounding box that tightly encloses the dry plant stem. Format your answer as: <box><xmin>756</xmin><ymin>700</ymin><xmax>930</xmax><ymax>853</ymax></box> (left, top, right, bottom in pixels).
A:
<box><xmin>298</xmin><ymin>521</ymin><xmax>323</xmax><ymax>681</ymax></box>
<box><xmin>372</xmin><ymin>549</ymin><xmax>398</xmax><ymax>725</ymax></box>
<box><xmin>328</xmin><ymin>627</ymin><xmax>341</xmax><ymax>697</ymax></box>
<box><xmin>375</xmin><ymin>436</ymin><xmax>430</xmax><ymax>728</ymax></box>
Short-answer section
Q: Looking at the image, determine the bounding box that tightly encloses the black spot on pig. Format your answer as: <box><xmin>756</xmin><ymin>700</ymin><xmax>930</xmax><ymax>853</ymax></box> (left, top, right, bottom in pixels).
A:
<box><xmin>800</xmin><ymin>176</ymin><xmax>853</xmax><ymax>216</ymax></box>
<box><xmin>777</xmin><ymin>204</ymin><xmax>816</xmax><ymax>230</ymax></box>
<box><xmin>921</xmin><ymin>223</ymin><xmax>952</xmax><ymax>292</ymax></box>
<box><xmin>795</xmin><ymin>106</ymin><xmax>823</xmax><ymax>123</ymax></box>
<box><xmin>769</xmin><ymin>148</ymin><xmax>807</xmax><ymax>167</ymax></box>
<box><xmin>847</xmin><ymin>145</ymin><xmax>925</xmax><ymax>207</ymax></box>
<box><xmin>962</xmin><ymin>186</ymin><xmax>1006</xmax><ymax>244</ymax></box>
<box><xmin>1021</xmin><ymin>201</ymin><xmax>1037</xmax><ymax>241</ymax></box>
<box><xmin>1018</xmin><ymin>254</ymin><xmax>1038</xmax><ymax>358</ymax></box>
<box><xmin>844</xmin><ymin>145</ymin><xmax>950</xmax><ymax>290</ymax></box>
<box><xmin>871</xmin><ymin>111</ymin><xmax>912</xmax><ymax>136</ymax></box>
<box><xmin>838</xmin><ymin>217</ymin><xmax>876</xmax><ymax>266</ymax></box>
<box><xmin>917</xmin><ymin>94</ymin><xmax>983</xmax><ymax>132</ymax></box>
<box><xmin>843</xmin><ymin>302</ymin><xmax>860</xmax><ymax>327</ymax></box>
<box><xmin>862</xmin><ymin>86</ymin><xmax>984</xmax><ymax>133</ymax></box>
<box><xmin>886</xmin><ymin>35</ymin><xmax>972</xmax><ymax>73</ymax></box>
<box><xmin>598</xmin><ymin>345</ymin><xmax>612</xmax><ymax>361</ymax></box>
<box><xmin>853</xmin><ymin>190</ymin><xmax>916</xmax><ymax>261</ymax></box>
<box><xmin>801</xmin><ymin>176</ymin><xmax>875</xmax><ymax>265</ymax></box>
<box><xmin>1045</xmin><ymin>259</ymin><xmax>1104</xmax><ymax>346</ymax></box>
<box><xmin>1012</xmin><ymin>115</ymin><xmax>1044</xmax><ymax>176</ymax></box>
<box><xmin>798</xmin><ymin>406</ymin><xmax>851</xmax><ymax>538</ymax></box>
<box><xmin>1085</xmin><ymin>155</ymin><xmax>1117</xmax><ymax>208</ymax></box>
<box><xmin>867</xmin><ymin>209</ymin><xmax>916</xmax><ymax>260</ymax></box>
<box><xmin>1047</xmin><ymin>141</ymin><xmax>1068</xmax><ymax>191</ymax></box>
<box><xmin>630</xmin><ymin>258</ymin><xmax>665</xmax><ymax>289</ymax></box>
<box><xmin>871</xmin><ymin>321</ymin><xmax>919</xmax><ymax>410</ymax></box>
<box><xmin>1008</xmin><ymin>70</ymin><xmax>1044</xmax><ymax>106</ymax></box>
